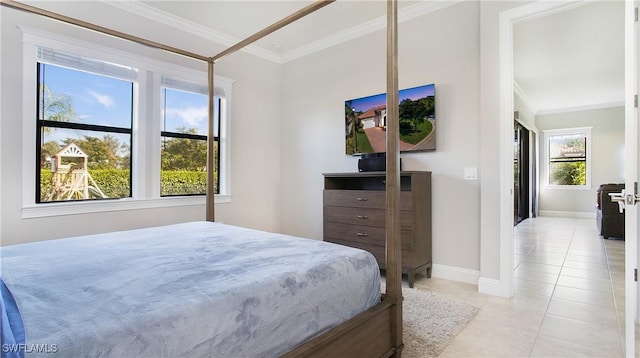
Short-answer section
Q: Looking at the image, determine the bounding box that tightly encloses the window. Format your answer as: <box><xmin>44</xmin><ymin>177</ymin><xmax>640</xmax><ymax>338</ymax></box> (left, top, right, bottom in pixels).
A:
<box><xmin>161</xmin><ymin>80</ymin><xmax>221</xmax><ymax>196</ymax></box>
<box><xmin>36</xmin><ymin>56</ymin><xmax>135</xmax><ymax>203</ymax></box>
<box><xmin>21</xmin><ymin>29</ymin><xmax>233</xmax><ymax>217</ymax></box>
<box><xmin>543</xmin><ymin>128</ymin><xmax>591</xmax><ymax>188</ymax></box>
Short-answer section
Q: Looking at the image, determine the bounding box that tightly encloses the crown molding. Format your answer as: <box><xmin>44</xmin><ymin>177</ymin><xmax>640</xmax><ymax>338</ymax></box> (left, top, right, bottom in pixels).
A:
<box><xmin>281</xmin><ymin>0</ymin><xmax>462</xmax><ymax>63</ymax></box>
<box><xmin>100</xmin><ymin>0</ymin><xmax>281</xmax><ymax>63</ymax></box>
<box><xmin>513</xmin><ymin>80</ymin><xmax>538</xmax><ymax>115</ymax></box>
<box><xmin>536</xmin><ymin>101</ymin><xmax>625</xmax><ymax>116</ymax></box>
<box><xmin>514</xmin><ymin>80</ymin><xmax>624</xmax><ymax>116</ymax></box>
<box><xmin>102</xmin><ymin>0</ymin><xmax>461</xmax><ymax>64</ymax></box>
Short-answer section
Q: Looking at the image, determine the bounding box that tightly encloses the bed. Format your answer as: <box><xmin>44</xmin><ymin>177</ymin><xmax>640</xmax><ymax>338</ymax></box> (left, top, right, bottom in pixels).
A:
<box><xmin>0</xmin><ymin>0</ymin><xmax>405</xmax><ymax>357</ymax></box>
<box><xmin>1</xmin><ymin>221</ymin><xmax>381</xmax><ymax>357</ymax></box>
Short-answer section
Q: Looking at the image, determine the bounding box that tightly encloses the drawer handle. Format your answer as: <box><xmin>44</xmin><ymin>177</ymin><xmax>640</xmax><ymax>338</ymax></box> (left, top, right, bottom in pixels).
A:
<box><xmin>356</xmin><ymin>232</ymin><xmax>368</xmax><ymax>237</ymax></box>
<box><xmin>356</xmin><ymin>197</ymin><xmax>368</xmax><ymax>201</ymax></box>
<box><xmin>356</xmin><ymin>215</ymin><xmax>369</xmax><ymax>219</ymax></box>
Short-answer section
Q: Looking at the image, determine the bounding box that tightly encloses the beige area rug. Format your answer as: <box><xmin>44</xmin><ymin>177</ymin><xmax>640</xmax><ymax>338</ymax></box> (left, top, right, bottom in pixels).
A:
<box><xmin>381</xmin><ymin>281</ymin><xmax>479</xmax><ymax>357</ymax></box>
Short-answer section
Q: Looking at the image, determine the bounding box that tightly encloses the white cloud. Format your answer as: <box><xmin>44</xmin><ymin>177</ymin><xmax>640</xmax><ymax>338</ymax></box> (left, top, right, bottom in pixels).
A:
<box><xmin>167</xmin><ymin>106</ymin><xmax>207</xmax><ymax>128</ymax></box>
<box><xmin>88</xmin><ymin>90</ymin><xmax>115</xmax><ymax>109</ymax></box>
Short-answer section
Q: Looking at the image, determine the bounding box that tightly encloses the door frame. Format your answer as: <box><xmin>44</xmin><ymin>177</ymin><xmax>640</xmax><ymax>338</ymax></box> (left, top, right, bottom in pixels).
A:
<box><xmin>624</xmin><ymin>0</ymin><xmax>639</xmax><ymax>355</ymax></box>
<box><xmin>496</xmin><ymin>0</ymin><xmax>585</xmax><ymax>300</ymax></box>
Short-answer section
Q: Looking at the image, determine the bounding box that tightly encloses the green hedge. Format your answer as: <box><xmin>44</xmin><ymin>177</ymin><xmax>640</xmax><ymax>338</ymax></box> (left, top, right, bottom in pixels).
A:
<box><xmin>40</xmin><ymin>169</ymin><xmax>211</xmax><ymax>201</ymax></box>
<box><xmin>91</xmin><ymin>169</ymin><xmax>132</xmax><ymax>198</ymax></box>
<box><xmin>161</xmin><ymin>171</ymin><xmax>207</xmax><ymax>196</ymax></box>
<box><xmin>40</xmin><ymin>170</ymin><xmax>52</xmax><ymax>201</ymax></box>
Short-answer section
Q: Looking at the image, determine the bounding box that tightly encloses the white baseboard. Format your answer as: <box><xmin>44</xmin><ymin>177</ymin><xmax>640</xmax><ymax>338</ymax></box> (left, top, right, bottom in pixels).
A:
<box><xmin>431</xmin><ymin>264</ymin><xmax>480</xmax><ymax>285</ymax></box>
<box><xmin>478</xmin><ymin>277</ymin><xmax>512</xmax><ymax>298</ymax></box>
<box><xmin>538</xmin><ymin>210</ymin><xmax>596</xmax><ymax>219</ymax></box>
<box><xmin>431</xmin><ymin>266</ymin><xmax>514</xmax><ymax>298</ymax></box>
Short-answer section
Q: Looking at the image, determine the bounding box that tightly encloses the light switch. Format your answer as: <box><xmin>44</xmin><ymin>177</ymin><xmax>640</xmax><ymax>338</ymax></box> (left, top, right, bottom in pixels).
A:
<box><xmin>464</xmin><ymin>167</ymin><xmax>477</xmax><ymax>181</ymax></box>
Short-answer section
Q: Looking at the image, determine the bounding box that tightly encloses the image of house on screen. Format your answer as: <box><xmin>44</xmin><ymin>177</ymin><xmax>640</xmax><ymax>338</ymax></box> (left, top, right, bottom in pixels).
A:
<box><xmin>359</xmin><ymin>105</ymin><xmax>387</xmax><ymax>129</ymax></box>
<box><xmin>345</xmin><ymin>83</ymin><xmax>436</xmax><ymax>155</ymax></box>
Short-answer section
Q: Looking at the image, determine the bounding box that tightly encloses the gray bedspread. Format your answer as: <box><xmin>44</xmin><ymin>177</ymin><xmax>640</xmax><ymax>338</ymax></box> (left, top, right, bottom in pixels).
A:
<box><xmin>0</xmin><ymin>221</ymin><xmax>381</xmax><ymax>357</ymax></box>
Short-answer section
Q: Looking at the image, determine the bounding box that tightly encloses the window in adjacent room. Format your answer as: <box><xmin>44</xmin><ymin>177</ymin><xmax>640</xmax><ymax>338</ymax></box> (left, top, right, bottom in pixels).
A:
<box><xmin>543</xmin><ymin>127</ymin><xmax>591</xmax><ymax>188</ymax></box>
<box><xmin>160</xmin><ymin>79</ymin><xmax>221</xmax><ymax>196</ymax></box>
<box><xmin>36</xmin><ymin>50</ymin><xmax>135</xmax><ymax>203</ymax></box>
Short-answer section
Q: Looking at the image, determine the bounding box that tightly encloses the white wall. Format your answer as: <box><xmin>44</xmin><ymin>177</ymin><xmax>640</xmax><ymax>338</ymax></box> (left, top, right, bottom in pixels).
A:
<box><xmin>536</xmin><ymin>106</ymin><xmax>625</xmax><ymax>216</ymax></box>
<box><xmin>479</xmin><ymin>0</ymin><xmax>532</xmax><ymax>287</ymax></box>
<box><xmin>280</xmin><ymin>1</ymin><xmax>482</xmax><ymax>279</ymax></box>
<box><xmin>0</xmin><ymin>3</ymin><xmax>283</xmax><ymax>245</ymax></box>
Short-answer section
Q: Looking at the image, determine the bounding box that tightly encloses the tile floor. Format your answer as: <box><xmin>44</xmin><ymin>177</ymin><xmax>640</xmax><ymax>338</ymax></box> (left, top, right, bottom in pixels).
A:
<box><xmin>414</xmin><ymin>216</ymin><xmax>626</xmax><ymax>357</ymax></box>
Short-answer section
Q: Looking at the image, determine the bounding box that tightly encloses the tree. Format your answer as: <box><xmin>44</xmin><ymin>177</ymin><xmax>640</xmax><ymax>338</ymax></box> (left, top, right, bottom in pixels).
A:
<box><xmin>399</xmin><ymin>98</ymin><xmax>428</xmax><ymax>134</ymax></box>
<box><xmin>421</xmin><ymin>95</ymin><xmax>435</xmax><ymax>117</ymax></box>
<box><xmin>63</xmin><ymin>135</ymin><xmax>126</xmax><ymax>170</ymax></box>
<box><xmin>550</xmin><ymin>162</ymin><xmax>586</xmax><ymax>185</ymax></box>
<box><xmin>40</xmin><ymin>85</ymin><xmax>76</xmax><ymax>127</ymax></box>
<box><xmin>344</xmin><ymin>103</ymin><xmax>361</xmax><ymax>153</ymax></box>
<box><xmin>39</xmin><ymin>86</ymin><xmax>77</xmax><ymax>168</ymax></box>
<box><xmin>564</xmin><ymin>136</ymin><xmax>586</xmax><ymax>152</ymax></box>
<box><xmin>161</xmin><ymin>127</ymin><xmax>207</xmax><ymax>171</ymax></box>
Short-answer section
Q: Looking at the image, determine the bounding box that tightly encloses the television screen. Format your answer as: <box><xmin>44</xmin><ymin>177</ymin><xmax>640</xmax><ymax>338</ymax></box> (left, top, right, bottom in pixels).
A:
<box><xmin>345</xmin><ymin>83</ymin><xmax>435</xmax><ymax>155</ymax></box>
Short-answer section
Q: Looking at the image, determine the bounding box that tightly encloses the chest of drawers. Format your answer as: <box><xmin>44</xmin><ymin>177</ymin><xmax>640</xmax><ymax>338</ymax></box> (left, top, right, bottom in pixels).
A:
<box><xmin>322</xmin><ymin>171</ymin><xmax>431</xmax><ymax>287</ymax></box>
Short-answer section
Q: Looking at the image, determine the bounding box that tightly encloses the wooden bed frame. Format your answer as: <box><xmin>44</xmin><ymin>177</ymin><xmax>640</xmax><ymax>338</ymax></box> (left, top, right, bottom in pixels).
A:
<box><xmin>1</xmin><ymin>0</ymin><xmax>405</xmax><ymax>356</ymax></box>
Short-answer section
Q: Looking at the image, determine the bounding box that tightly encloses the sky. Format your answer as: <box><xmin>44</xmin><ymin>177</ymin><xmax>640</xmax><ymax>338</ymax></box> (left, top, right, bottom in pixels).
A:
<box><xmin>163</xmin><ymin>88</ymin><xmax>209</xmax><ymax>135</ymax></box>
<box><xmin>345</xmin><ymin>83</ymin><xmax>435</xmax><ymax>113</ymax></box>
<box><xmin>42</xmin><ymin>63</ymin><xmax>133</xmax><ymax>129</ymax></box>
<box><xmin>42</xmin><ymin>63</ymin><xmax>209</xmax><ymax>143</ymax></box>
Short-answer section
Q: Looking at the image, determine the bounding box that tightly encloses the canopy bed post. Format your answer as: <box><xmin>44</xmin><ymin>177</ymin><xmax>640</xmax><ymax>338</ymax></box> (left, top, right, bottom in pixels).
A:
<box><xmin>385</xmin><ymin>0</ymin><xmax>403</xmax><ymax>355</ymax></box>
<box><xmin>206</xmin><ymin>59</ymin><xmax>216</xmax><ymax>222</ymax></box>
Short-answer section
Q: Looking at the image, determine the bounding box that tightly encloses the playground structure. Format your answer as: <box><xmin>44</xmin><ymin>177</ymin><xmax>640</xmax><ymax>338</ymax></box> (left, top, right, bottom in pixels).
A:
<box><xmin>46</xmin><ymin>143</ymin><xmax>107</xmax><ymax>201</ymax></box>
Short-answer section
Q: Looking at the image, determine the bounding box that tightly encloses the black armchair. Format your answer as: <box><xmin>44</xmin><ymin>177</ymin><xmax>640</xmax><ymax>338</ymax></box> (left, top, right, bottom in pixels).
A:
<box><xmin>596</xmin><ymin>183</ymin><xmax>625</xmax><ymax>240</ymax></box>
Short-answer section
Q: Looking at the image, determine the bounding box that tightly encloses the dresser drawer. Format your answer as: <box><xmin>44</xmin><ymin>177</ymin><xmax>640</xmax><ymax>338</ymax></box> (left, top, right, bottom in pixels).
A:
<box><xmin>323</xmin><ymin>222</ymin><xmax>413</xmax><ymax>251</ymax></box>
<box><xmin>323</xmin><ymin>206</ymin><xmax>414</xmax><ymax>229</ymax></box>
<box><xmin>324</xmin><ymin>190</ymin><xmax>385</xmax><ymax>208</ymax></box>
<box><xmin>324</xmin><ymin>190</ymin><xmax>413</xmax><ymax>210</ymax></box>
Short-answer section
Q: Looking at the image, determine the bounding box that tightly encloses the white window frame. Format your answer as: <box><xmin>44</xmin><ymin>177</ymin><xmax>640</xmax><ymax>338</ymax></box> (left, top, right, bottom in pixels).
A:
<box><xmin>542</xmin><ymin>127</ymin><xmax>592</xmax><ymax>190</ymax></box>
<box><xmin>159</xmin><ymin>77</ymin><xmax>223</xmax><ymax>197</ymax></box>
<box><xmin>20</xmin><ymin>26</ymin><xmax>233</xmax><ymax>218</ymax></box>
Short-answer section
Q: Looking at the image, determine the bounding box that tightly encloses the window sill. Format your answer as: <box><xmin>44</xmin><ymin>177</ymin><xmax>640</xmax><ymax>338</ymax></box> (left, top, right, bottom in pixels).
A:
<box><xmin>22</xmin><ymin>195</ymin><xmax>232</xmax><ymax>219</ymax></box>
<box><xmin>543</xmin><ymin>185</ymin><xmax>592</xmax><ymax>191</ymax></box>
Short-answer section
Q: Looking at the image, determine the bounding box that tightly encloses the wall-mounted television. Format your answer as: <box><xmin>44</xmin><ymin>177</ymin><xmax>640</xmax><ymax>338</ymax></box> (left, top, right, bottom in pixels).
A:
<box><xmin>345</xmin><ymin>83</ymin><xmax>435</xmax><ymax>155</ymax></box>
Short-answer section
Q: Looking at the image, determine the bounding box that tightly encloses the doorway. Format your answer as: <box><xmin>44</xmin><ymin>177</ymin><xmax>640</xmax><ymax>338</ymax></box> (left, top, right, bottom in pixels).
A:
<box><xmin>499</xmin><ymin>1</ymin><xmax>635</xmax><ymax>355</ymax></box>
